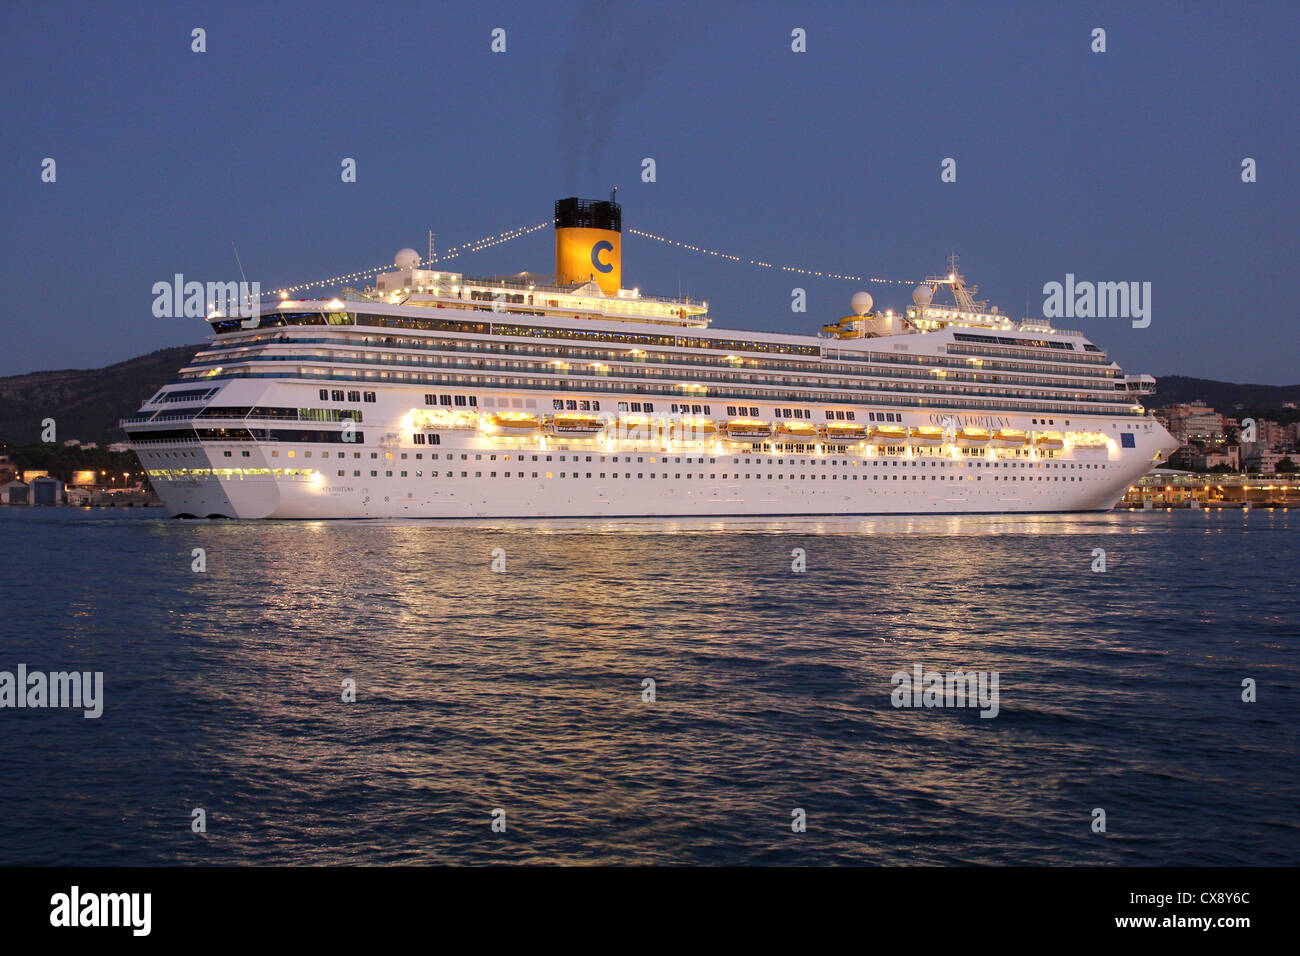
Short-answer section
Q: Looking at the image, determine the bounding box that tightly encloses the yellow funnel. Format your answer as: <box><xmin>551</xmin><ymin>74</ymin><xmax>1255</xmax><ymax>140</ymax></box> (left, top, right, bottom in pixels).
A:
<box><xmin>555</xmin><ymin>197</ymin><xmax>621</xmax><ymax>294</ymax></box>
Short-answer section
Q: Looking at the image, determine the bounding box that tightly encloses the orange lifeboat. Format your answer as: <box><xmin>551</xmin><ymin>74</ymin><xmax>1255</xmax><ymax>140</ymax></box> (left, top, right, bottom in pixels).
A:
<box><xmin>725</xmin><ymin>419</ymin><xmax>773</xmax><ymax>441</ymax></box>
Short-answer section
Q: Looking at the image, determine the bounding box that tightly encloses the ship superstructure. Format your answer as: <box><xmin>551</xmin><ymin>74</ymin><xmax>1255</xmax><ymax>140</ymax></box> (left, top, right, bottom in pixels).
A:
<box><xmin>124</xmin><ymin>198</ymin><xmax>1176</xmax><ymax>518</ymax></box>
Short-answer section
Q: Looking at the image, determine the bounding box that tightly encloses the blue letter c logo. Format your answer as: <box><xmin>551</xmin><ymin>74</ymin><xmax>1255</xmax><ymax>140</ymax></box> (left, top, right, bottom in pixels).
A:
<box><xmin>591</xmin><ymin>240</ymin><xmax>614</xmax><ymax>273</ymax></box>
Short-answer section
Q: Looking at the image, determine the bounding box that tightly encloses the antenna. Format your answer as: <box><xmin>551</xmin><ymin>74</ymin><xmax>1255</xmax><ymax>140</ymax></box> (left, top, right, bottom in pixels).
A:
<box><xmin>611</xmin><ymin>186</ymin><xmax>618</xmax><ymax>204</ymax></box>
<box><xmin>231</xmin><ymin>240</ymin><xmax>248</xmax><ymax>284</ymax></box>
<box><xmin>231</xmin><ymin>240</ymin><xmax>250</xmax><ymax>311</ymax></box>
<box><xmin>428</xmin><ymin>230</ymin><xmax>436</xmax><ymax>264</ymax></box>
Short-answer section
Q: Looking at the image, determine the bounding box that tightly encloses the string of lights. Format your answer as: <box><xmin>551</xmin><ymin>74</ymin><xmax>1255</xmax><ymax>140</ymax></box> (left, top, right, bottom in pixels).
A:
<box><xmin>274</xmin><ymin>219</ymin><xmax>919</xmax><ymax>296</ymax></box>
<box><xmin>275</xmin><ymin>220</ymin><xmax>553</xmax><ymax>295</ymax></box>
<box><xmin>433</xmin><ymin>220</ymin><xmax>551</xmax><ymax>261</ymax></box>
<box><xmin>626</xmin><ymin>227</ymin><xmax>919</xmax><ymax>286</ymax></box>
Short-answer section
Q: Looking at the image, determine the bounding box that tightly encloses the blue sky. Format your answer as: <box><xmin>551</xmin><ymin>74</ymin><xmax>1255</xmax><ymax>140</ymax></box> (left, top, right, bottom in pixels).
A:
<box><xmin>2</xmin><ymin>0</ymin><xmax>1296</xmax><ymax>382</ymax></box>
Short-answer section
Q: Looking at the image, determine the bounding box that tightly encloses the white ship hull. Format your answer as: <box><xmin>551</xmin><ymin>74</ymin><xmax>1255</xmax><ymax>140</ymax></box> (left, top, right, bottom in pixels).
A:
<box><xmin>134</xmin><ymin>379</ymin><xmax>1175</xmax><ymax>519</ymax></box>
<box><xmin>146</xmin><ymin>454</ymin><xmax>1158</xmax><ymax>519</ymax></box>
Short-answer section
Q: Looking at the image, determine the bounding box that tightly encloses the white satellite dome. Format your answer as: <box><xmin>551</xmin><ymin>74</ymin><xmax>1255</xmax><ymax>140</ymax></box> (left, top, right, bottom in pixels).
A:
<box><xmin>912</xmin><ymin>284</ymin><xmax>933</xmax><ymax>306</ymax></box>
<box><xmin>850</xmin><ymin>291</ymin><xmax>874</xmax><ymax>316</ymax></box>
<box><xmin>394</xmin><ymin>248</ymin><xmax>421</xmax><ymax>269</ymax></box>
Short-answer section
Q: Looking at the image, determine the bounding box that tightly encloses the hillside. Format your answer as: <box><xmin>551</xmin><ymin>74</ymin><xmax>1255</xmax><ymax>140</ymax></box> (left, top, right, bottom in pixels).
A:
<box><xmin>1151</xmin><ymin>375</ymin><xmax>1300</xmax><ymax>423</ymax></box>
<box><xmin>0</xmin><ymin>345</ymin><xmax>201</xmax><ymax>445</ymax></box>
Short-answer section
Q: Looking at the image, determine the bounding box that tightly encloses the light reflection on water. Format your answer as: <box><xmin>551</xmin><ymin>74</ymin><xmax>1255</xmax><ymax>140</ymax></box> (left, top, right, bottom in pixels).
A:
<box><xmin>0</xmin><ymin>507</ymin><xmax>1295</xmax><ymax>865</ymax></box>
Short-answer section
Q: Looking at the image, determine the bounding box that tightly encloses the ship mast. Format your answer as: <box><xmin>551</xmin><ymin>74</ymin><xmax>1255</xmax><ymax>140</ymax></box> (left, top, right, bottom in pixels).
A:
<box><xmin>946</xmin><ymin>252</ymin><xmax>987</xmax><ymax>313</ymax></box>
<box><xmin>921</xmin><ymin>252</ymin><xmax>989</xmax><ymax>315</ymax></box>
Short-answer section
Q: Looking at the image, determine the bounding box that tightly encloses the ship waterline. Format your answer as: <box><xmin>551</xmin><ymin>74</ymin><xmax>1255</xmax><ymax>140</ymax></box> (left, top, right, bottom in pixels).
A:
<box><xmin>124</xmin><ymin>198</ymin><xmax>1177</xmax><ymax>519</ymax></box>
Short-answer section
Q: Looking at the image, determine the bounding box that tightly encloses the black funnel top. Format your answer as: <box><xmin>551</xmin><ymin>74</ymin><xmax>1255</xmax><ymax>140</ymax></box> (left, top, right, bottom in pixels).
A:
<box><xmin>555</xmin><ymin>197</ymin><xmax>622</xmax><ymax>232</ymax></box>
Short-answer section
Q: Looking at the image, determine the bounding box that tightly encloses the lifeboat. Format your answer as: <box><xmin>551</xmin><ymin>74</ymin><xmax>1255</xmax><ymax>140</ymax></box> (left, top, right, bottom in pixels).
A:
<box><xmin>548</xmin><ymin>413</ymin><xmax>605</xmax><ymax>437</ymax></box>
<box><xmin>725</xmin><ymin>419</ymin><xmax>773</xmax><ymax>441</ymax></box>
<box><xmin>486</xmin><ymin>412</ymin><xmax>541</xmax><ymax>435</ymax></box>
<box><xmin>909</xmin><ymin>426</ymin><xmax>946</xmax><ymax>446</ymax></box>
<box><xmin>822</xmin><ymin>423</ymin><xmax>868</xmax><ymax>443</ymax></box>
<box><xmin>776</xmin><ymin>422</ymin><xmax>820</xmax><ymax>443</ymax></box>
<box><xmin>957</xmin><ymin>427</ymin><xmax>991</xmax><ymax>447</ymax></box>
<box><xmin>1034</xmin><ymin>431</ymin><xmax>1065</xmax><ymax>450</ymax></box>
<box><xmin>672</xmin><ymin>417</ymin><xmax>717</xmax><ymax>440</ymax></box>
<box><xmin>869</xmin><ymin>425</ymin><xmax>909</xmax><ymax>445</ymax></box>
<box><xmin>618</xmin><ymin>416</ymin><xmax>658</xmax><ymax>440</ymax></box>
<box><xmin>1066</xmin><ymin>430</ymin><xmax>1108</xmax><ymax>449</ymax></box>
<box><xmin>991</xmin><ymin>428</ymin><xmax>1028</xmax><ymax>448</ymax></box>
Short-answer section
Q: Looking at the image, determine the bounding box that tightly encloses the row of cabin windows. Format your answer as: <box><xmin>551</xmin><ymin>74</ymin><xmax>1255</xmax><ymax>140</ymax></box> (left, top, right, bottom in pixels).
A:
<box><xmin>308</xmin><ymin>451</ymin><xmax>1103</xmax><ymax>468</ymax></box>
<box><xmin>214</xmin><ymin>448</ymin><xmax>1106</xmax><ymax>469</ymax></box>
<box><xmin>424</xmin><ymin>393</ymin><xmax>479</xmax><ymax>407</ymax></box>
<box><xmin>318</xmin><ymin>389</ymin><xmax>376</xmax><ymax>403</ymax></box>
<box><xmin>952</xmin><ymin>332</ymin><xmax>1076</xmax><ymax>351</ymax></box>
<box><xmin>316</xmin><ymin>378</ymin><xmax>1104</xmax><ymax>423</ymax></box>
<box><xmin>325</xmin><ymin>391</ymin><xmax>1059</xmax><ymax>427</ymax></box>
<box><xmin>531</xmin><ymin>400</ymin><xmax>873</xmax><ymax>423</ymax></box>
<box><xmin>328</xmin><ymin>469</ymin><xmax>1102</xmax><ymax>481</ymax></box>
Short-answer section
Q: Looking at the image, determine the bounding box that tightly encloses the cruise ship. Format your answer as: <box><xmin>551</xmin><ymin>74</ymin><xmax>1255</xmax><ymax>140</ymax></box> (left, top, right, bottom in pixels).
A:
<box><xmin>125</xmin><ymin>197</ymin><xmax>1177</xmax><ymax>518</ymax></box>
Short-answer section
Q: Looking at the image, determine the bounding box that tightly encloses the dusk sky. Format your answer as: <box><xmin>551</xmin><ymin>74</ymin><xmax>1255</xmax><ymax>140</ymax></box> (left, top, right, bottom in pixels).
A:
<box><xmin>3</xmin><ymin>0</ymin><xmax>1296</xmax><ymax>382</ymax></box>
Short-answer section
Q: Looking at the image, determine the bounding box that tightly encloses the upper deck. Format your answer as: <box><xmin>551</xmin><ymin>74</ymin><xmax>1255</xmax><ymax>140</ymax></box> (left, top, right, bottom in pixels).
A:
<box><xmin>367</xmin><ymin>264</ymin><xmax>713</xmax><ymax>329</ymax></box>
<box><xmin>198</xmin><ymin>223</ymin><xmax>1157</xmax><ymax>413</ymax></box>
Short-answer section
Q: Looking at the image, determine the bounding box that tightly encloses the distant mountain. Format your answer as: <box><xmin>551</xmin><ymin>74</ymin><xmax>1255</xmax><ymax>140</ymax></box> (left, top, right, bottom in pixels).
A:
<box><xmin>1</xmin><ymin>348</ymin><xmax>1297</xmax><ymax>446</ymax></box>
<box><xmin>0</xmin><ymin>345</ymin><xmax>200</xmax><ymax>445</ymax></box>
<box><xmin>1151</xmin><ymin>375</ymin><xmax>1300</xmax><ymax>421</ymax></box>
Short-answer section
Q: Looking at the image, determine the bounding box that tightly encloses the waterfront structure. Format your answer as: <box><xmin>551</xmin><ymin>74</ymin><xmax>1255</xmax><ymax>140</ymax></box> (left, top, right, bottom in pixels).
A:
<box><xmin>29</xmin><ymin>476</ymin><xmax>64</xmax><ymax>506</ymax></box>
<box><xmin>1</xmin><ymin>481</ymin><xmax>28</xmax><ymax>506</ymax></box>
<box><xmin>124</xmin><ymin>198</ymin><xmax>1177</xmax><ymax>518</ymax></box>
<box><xmin>1122</xmin><ymin>471</ymin><xmax>1298</xmax><ymax>508</ymax></box>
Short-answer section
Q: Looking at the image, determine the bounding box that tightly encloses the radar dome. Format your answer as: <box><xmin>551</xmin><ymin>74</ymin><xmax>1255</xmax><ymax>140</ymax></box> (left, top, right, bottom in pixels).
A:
<box><xmin>912</xmin><ymin>284</ymin><xmax>933</xmax><ymax>306</ymax></box>
<box><xmin>395</xmin><ymin>248</ymin><xmax>421</xmax><ymax>269</ymax></box>
<box><xmin>850</xmin><ymin>291</ymin><xmax>874</xmax><ymax>316</ymax></box>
